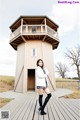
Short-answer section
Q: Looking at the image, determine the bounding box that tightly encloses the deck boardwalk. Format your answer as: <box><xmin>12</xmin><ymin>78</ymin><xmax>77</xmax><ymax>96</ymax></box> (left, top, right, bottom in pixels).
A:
<box><xmin>0</xmin><ymin>92</ymin><xmax>80</xmax><ymax>120</ymax></box>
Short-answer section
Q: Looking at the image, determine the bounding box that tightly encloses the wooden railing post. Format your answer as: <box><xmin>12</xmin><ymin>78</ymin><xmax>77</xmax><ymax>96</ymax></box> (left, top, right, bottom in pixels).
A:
<box><xmin>21</xmin><ymin>18</ymin><xmax>23</xmax><ymax>34</ymax></box>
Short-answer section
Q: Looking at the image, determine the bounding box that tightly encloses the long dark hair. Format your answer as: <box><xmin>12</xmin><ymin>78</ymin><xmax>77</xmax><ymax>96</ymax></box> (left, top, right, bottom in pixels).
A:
<box><xmin>36</xmin><ymin>59</ymin><xmax>44</xmax><ymax>69</ymax></box>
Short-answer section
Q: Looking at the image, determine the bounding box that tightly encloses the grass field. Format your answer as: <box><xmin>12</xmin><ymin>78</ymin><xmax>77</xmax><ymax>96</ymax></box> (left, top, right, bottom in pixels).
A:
<box><xmin>56</xmin><ymin>78</ymin><xmax>80</xmax><ymax>90</ymax></box>
<box><xmin>56</xmin><ymin>78</ymin><xmax>80</xmax><ymax>99</ymax></box>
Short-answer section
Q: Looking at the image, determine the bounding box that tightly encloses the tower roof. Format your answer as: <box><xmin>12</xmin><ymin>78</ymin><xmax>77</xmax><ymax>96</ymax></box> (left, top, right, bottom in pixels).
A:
<box><xmin>9</xmin><ymin>16</ymin><xmax>59</xmax><ymax>50</ymax></box>
<box><xmin>10</xmin><ymin>16</ymin><xmax>59</xmax><ymax>32</ymax></box>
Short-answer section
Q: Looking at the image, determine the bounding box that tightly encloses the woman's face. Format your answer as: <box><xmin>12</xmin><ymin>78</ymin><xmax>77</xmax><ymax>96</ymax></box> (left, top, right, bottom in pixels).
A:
<box><xmin>38</xmin><ymin>60</ymin><xmax>43</xmax><ymax>67</ymax></box>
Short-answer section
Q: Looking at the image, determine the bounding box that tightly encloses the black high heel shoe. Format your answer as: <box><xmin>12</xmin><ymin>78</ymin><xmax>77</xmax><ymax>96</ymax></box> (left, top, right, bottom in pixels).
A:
<box><xmin>39</xmin><ymin>107</ymin><xmax>47</xmax><ymax>115</ymax></box>
<box><xmin>40</xmin><ymin>110</ymin><xmax>47</xmax><ymax>115</ymax></box>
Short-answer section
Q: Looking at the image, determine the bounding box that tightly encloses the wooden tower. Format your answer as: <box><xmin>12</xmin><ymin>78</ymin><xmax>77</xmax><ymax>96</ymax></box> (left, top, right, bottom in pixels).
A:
<box><xmin>9</xmin><ymin>16</ymin><xmax>59</xmax><ymax>93</ymax></box>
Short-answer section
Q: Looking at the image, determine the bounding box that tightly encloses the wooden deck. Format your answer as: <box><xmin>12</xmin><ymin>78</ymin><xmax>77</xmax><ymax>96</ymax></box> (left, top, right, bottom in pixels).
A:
<box><xmin>1</xmin><ymin>92</ymin><xmax>80</xmax><ymax>120</ymax></box>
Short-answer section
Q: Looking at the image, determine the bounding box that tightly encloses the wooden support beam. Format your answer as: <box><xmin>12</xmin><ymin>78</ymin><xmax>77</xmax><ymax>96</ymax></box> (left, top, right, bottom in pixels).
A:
<box><xmin>27</xmin><ymin>35</ymin><xmax>29</xmax><ymax>39</ymax></box>
<box><xmin>11</xmin><ymin>43</ymin><xmax>17</xmax><ymax>45</ymax></box>
<box><xmin>14</xmin><ymin>66</ymin><xmax>24</xmax><ymax>91</ymax></box>
<box><xmin>24</xmin><ymin>20</ymin><xmax>27</xmax><ymax>24</ymax></box>
<box><xmin>39</xmin><ymin>35</ymin><xmax>40</xmax><ymax>40</ymax></box>
<box><xmin>42</xmin><ymin>35</ymin><xmax>46</xmax><ymax>41</ymax></box>
<box><xmin>41</xmin><ymin>19</ymin><xmax>45</xmax><ymax>24</ymax></box>
<box><xmin>21</xmin><ymin>35</ymin><xmax>26</xmax><ymax>42</ymax></box>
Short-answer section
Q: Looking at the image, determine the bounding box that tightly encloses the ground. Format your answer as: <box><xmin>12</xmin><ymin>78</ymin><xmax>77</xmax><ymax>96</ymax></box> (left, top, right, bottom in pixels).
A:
<box><xmin>0</xmin><ymin>76</ymin><xmax>80</xmax><ymax>108</ymax></box>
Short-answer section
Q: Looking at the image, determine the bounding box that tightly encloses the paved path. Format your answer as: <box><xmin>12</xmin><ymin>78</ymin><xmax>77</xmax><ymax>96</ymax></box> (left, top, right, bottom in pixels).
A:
<box><xmin>0</xmin><ymin>88</ymin><xmax>73</xmax><ymax>99</ymax></box>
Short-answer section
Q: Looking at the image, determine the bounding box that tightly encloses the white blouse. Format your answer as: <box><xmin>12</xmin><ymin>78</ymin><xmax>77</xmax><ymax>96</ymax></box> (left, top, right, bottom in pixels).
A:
<box><xmin>35</xmin><ymin>66</ymin><xmax>49</xmax><ymax>87</ymax></box>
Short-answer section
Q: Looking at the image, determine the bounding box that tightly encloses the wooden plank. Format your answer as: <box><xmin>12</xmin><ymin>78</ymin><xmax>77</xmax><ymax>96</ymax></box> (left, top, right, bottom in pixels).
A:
<box><xmin>59</xmin><ymin>99</ymin><xmax>80</xmax><ymax>119</ymax></box>
<box><xmin>21</xmin><ymin>94</ymin><xmax>36</xmax><ymax>120</ymax></box>
<box><xmin>10</xmin><ymin>97</ymin><xmax>28</xmax><ymax>115</ymax></box>
<box><xmin>51</xmin><ymin>96</ymin><xmax>68</xmax><ymax>120</ymax></box>
<box><xmin>49</xmin><ymin>99</ymin><xmax>60</xmax><ymax>120</ymax></box>
<box><xmin>33</xmin><ymin>100</ymin><xmax>39</xmax><ymax>120</ymax></box>
<box><xmin>1</xmin><ymin>92</ymin><xmax>79</xmax><ymax>120</ymax></box>
<box><xmin>1</xmin><ymin>97</ymin><xmax>21</xmax><ymax>110</ymax></box>
<box><xmin>60</xmin><ymin>99</ymin><xmax>80</xmax><ymax>115</ymax></box>
<box><xmin>52</xmin><ymin>95</ymin><xmax>72</xmax><ymax>120</ymax></box>
<box><xmin>9</xmin><ymin>95</ymin><xmax>30</xmax><ymax>119</ymax></box>
<box><xmin>27</xmin><ymin>94</ymin><xmax>38</xmax><ymax>120</ymax></box>
<box><xmin>38</xmin><ymin>112</ymin><xmax>44</xmax><ymax>119</ymax></box>
<box><xmin>64</xmin><ymin>99</ymin><xmax>80</xmax><ymax>110</ymax></box>
<box><xmin>62</xmin><ymin>99</ymin><xmax>79</xmax><ymax>105</ymax></box>
<box><xmin>1</xmin><ymin>93</ymin><xmax>29</xmax><ymax>110</ymax></box>
<box><xmin>11</xmin><ymin>94</ymin><xmax>35</xmax><ymax>120</ymax></box>
<box><xmin>52</xmin><ymin>95</ymin><xmax>78</xmax><ymax>120</ymax></box>
<box><xmin>47</xmin><ymin>100</ymin><xmax>55</xmax><ymax>120</ymax></box>
<box><xmin>1</xmin><ymin>95</ymin><xmax>27</xmax><ymax>113</ymax></box>
<box><xmin>63</xmin><ymin>100</ymin><xmax>80</xmax><ymax>120</ymax></box>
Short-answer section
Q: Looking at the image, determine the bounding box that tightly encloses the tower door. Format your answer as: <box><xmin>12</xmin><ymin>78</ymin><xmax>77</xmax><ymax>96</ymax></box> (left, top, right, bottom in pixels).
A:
<box><xmin>27</xmin><ymin>69</ymin><xmax>35</xmax><ymax>91</ymax></box>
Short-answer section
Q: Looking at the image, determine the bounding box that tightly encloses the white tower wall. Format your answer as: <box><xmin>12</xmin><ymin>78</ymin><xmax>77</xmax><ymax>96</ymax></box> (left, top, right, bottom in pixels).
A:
<box><xmin>14</xmin><ymin>40</ymin><xmax>56</xmax><ymax>93</ymax></box>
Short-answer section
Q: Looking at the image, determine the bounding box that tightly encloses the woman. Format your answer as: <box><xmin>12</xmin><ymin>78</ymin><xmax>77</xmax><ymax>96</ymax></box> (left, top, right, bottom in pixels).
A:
<box><xmin>35</xmin><ymin>59</ymin><xmax>52</xmax><ymax>115</ymax></box>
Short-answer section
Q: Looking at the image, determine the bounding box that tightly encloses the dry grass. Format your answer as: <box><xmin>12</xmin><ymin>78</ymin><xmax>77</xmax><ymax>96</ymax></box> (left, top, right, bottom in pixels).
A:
<box><xmin>56</xmin><ymin>78</ymin><xmax>80</xmax><ymax>99</ymax></box>
<box><xmin>0</xmin><ymin>75</ymin><xmax>15</xmax><ymax>92</ymax></box>
<box><xmin>64</xmin><ymin>90</ymin><xmax>80</xmax><ymax>99</ymax></box>
<box><xmin>56</xmin><ymin>78</ymin><xmax>79</xmax><ymax>90</ymax></box>
<box><xmin>0</xmin><ymin>97</ymin><xmax>14</xmax><ymax>108</ymax></box>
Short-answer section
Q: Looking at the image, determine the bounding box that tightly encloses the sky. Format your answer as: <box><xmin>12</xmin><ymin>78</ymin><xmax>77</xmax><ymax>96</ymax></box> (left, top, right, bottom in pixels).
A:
<box><xmin>0</xmin><ymin>0</ymin><xmax>80</xmax><ymax>77</ymax></box>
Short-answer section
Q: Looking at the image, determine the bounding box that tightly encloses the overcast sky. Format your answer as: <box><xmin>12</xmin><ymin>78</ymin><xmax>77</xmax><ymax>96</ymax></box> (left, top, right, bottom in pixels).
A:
<box><xmin>0</xmin><ymin>0</ymin><xmax>80</xmax><ymax>77</ymax></box>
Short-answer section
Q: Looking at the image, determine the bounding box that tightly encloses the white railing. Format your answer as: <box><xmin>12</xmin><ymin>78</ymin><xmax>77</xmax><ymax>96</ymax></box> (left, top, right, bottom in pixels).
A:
<box><xmin>47</xmin><ymin>26</ymin><xmax>58</xmax><ymax>38</ymax></box>
<box><xmin>10</xmin><ymin>26</ymin><xmax>21</xmax><ymax>40</ymax></box>
<box><xmin>22</xmin><ymin>25</ymin><xmax>46</xmax><ymax>34</ymax></box>
<box><xmin>10</xmin><ymin>25</ymin><xmax>58</xmax><ymax>40</ymax></box>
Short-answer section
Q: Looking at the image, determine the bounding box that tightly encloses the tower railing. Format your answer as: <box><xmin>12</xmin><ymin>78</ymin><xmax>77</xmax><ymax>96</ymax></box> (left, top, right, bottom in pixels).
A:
<box><xmin>10</xmin><ymin>26</ymin><xmax>21</xmax><ymax>40</ymax></box>
<box><xmin>10</xmin><ymin>25</ymin><xmax>58</xmax><ymax>41</ymax></box>
<box><xmin>47</xmin><ymin>26</ymin><xmax>58</xmax><ymax>38</ymax></box>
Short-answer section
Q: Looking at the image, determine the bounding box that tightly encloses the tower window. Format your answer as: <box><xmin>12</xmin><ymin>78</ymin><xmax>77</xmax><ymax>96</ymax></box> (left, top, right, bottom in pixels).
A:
<box><xmin>32</xmin><ymin>48</ymin><xmax>37</xmax><ymax>57</ymax></box>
